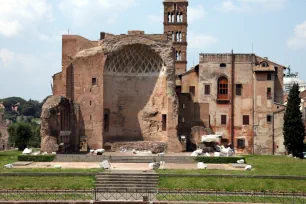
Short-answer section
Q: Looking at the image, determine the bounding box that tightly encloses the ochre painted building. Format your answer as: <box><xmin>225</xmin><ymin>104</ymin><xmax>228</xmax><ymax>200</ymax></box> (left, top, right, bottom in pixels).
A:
<box><xmin>41</xmin><ymin>0</ymin><xmax>287</xmax><ymax>154</ymax></box>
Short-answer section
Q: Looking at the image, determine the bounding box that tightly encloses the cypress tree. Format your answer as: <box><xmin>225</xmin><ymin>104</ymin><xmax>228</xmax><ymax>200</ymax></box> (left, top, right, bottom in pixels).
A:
<box><xmin>283</xmin><ymin>83</ymin><xmax>305</xmax><ymax>157</ymax></box>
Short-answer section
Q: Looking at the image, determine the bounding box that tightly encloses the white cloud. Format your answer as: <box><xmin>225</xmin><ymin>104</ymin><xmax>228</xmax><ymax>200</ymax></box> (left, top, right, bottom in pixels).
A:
<box><xmin>189</xmin><ymin>5</ymin><xmax>206</xmax><ymax>23</ymax></box>
<box><xmin>58</xmin><ymin>0</ymin><xmax>136</xmax><ymax>26</ymax></box>
<box><xmin>0</xmin><ymin>0</ymin><xmax>53</xmax><ymax>37</ymax></box>
<box><xmin>221</xmin><ymin>0</ymin><xmax>287</xmax><ymax>12</ymax></box>
<box><xmin>287</xmin><ymin>21</ymin><xmax>306</xmax><ymax>49</ymax></box>
<box><xmin>0</xmin><ymin>49</ymin><xmax>15</xmax><ymax>67</ymax></box>
<box><xmin>188</xmin><ymin>32</ymin><xmax>218</xmax><ymax>49</ymax></box>
<box><xmin>0</xmin><ymin>49</ymin><xmax>60</xmax><ymax>100</ymax></box>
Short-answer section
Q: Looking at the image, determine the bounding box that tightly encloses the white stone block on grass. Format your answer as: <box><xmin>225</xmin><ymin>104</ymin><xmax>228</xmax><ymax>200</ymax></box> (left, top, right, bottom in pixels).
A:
<box><xmin>245</xmin><ymin>165</ymin><xmax>252</xmax><ymax>171</ymax></box>
<box><xmin>22</xmin><ymin>148</ymin><xmax>32</xmax><ymax>154</ymax></box>
<box><xmin>197</xmin><ymin>162</ymin><xmax>207</xmax><ymax>169</ymax></box>
<box><xmin>100</xmin><ymin>160</ymin><xmax>111</xmax><ymax>169</ymax></box>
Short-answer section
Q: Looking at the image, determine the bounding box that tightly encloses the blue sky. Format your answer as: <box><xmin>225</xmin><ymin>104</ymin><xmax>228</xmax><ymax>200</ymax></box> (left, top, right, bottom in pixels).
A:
<box><xmin>0</xmin><ymin>0</ymin><xmax>306</xmax><ymax>101</ymax></box>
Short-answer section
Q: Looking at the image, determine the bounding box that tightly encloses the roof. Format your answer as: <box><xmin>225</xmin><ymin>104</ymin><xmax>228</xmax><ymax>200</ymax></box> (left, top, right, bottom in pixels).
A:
<box><xmin>163</xmin><ymin>0</ymin><xmax>187</xmax><ymax>2</ymax></box>
<box><xmin>253</xmin><ymin>64</ymin><xmax>275</xmax><ymax>72</ymax></box>
<box><xmin>256</xmin><ymin>56</ymin><xmax>287</xmax><ymax>69</ymax></box>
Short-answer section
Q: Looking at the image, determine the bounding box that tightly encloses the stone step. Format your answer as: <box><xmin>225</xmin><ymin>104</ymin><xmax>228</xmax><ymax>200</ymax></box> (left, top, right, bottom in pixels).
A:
<box><xmin>96</xmin><ymin>179</ymin><xmax>158</xmax><ymax>182</ymax></box>
<box><xmin>96</xmin><ymin>174</ymin><xmax>158</xmax><ymax>177</ymax></box>
<box><xmin>96</xmin><ymin>187</ymin><xmax>157</xmax><ymax>191</ymax></box>
<box><xmin>96</xmin><ymin>184</ymin><xmax>157</xmax><ymax>188</ymax></box>
<box><xmin>96</xmin><ymin>175</ymin><xmax>158</xmax><ymax>179</ymax></box>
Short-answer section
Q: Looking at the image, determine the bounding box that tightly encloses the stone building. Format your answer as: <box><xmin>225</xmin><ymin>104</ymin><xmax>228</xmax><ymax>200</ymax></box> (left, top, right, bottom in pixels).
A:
<box><xmin>178</xmin><ymin>53</ymin><xmax>287</xmax><ymax>154</ymax></box>
<box><xmin>42</xmin><ymin>0</ymin><xmax>287</xmax><ymax>154</ymax></box>
<box><xmin>0</xmin><ymin>113</ymin><xmax>9</xmax><ymax>150</ymax></box>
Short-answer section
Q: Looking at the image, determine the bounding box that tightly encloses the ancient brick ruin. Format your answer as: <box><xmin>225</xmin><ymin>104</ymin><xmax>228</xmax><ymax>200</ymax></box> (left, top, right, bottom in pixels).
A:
<box><xmin>41</xmin><ymin>0</ymin><xmax>287</xmax><ymax>154</ymax></box>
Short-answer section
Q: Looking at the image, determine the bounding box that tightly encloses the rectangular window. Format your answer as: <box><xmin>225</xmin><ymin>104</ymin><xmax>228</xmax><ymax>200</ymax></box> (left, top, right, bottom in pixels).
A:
<box><xmin>104</xmin><ymin>113</ymin><xmax>109</xmax><ymax>132</ymax></box>
<box><xmin>189</xmin><ymin>86</ymin><xmax>195</xmax><ymax>95</ymax></box>
<box><xmin>236</xmin><ymin>84</ymin><xmax>242</xmax><ymax>96</ymax></box>
<box><xmin>221</xmin><ymin>115</ymin><xmax>227</xmax><ymax>125</ymax></box>
<box><xmin>92</xmin><ymin>78</ymin><xmax>97</xmax><ymax>86</ymax></box>
<box><xmin>204</xmin><ymin>84</ymin><xmax>210</xmax><ymax>95</ymax></box>
<box><xmin>237</xmin><ymin>138</ymin><xmax>245</xmax><ymax>148</ymax></box>
<box><xmin>162</xmin><ymin>114</ymin><xmax>167</xmax><ymax>131</ymax></box>
<box><xmin>90</xmin><ymin>101</ymin><xmax>92</xmax><ymax>106</ymax></box>
<box><xmin>267</xmin><ymin>72</ymin><xmax>272</xmax><ymax>80</ymax></box>
<box><xmin>267</xmin><ymin>88</ymin><xmax>272</xmax><ymax>99</ymax></box>
<box><xmin>267</xmin><ymin>115</ymin><xmax>272</xmax><ymax>123</ymax></box>
<box><xmin>243</xmin><ymin>115</ymin><xmax>249</xmax><ymax>125</ymax></box>
<box><xmin>182</xmin><ymin>104</ymin><xmax>185</xmax><ymax>109</ymax></box>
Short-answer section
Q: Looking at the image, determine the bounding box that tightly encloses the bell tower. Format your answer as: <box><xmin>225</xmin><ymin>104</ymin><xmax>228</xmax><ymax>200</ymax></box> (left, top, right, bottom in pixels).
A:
<box><xmin>163</xmin><ymin>0</ymin><xmax>188</xmax><ymax>75</ymax></box>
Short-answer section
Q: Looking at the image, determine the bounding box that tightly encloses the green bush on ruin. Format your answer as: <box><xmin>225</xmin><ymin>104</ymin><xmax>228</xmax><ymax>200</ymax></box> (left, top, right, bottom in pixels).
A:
<box><xmin>195</xmin><ymin>156</ymin><xmax>246</xmax><ymax>164</ymax></box>
<box><xmin>18</xmin><ymin>155</ymin><xmax>55</xmax><ymax>162</ymax></box>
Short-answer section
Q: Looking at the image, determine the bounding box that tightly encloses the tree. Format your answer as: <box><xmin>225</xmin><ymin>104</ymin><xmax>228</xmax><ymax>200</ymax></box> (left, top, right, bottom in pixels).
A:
<box><xmin>8</xmin><ymin>122</ymin><xmax>33</xmax><ymax>150</ymax></box>
<box><xmin>283</xmin><ymin>83</ymin><xmax>305</xmax><ymax>157</ymax></box>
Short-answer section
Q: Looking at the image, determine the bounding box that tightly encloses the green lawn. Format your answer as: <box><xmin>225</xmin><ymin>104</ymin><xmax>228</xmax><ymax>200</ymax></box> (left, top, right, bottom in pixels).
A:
<box><xmin>0</xmin><ymin>150</ymin><xmax>102</xmax><ymax>173</ymax></box>
<box><xmin>0</xmin><ymin>176</ymin><xmax>95</xmax><ymax>189</ymax></box>
<box><xmin>157</xmin><ymin>155</ymin><xmax>306</xmax><ymax>193</ymax></box>
<box><xmin>156</xmin><ymin>194</ymin><xmax>306</xmax><ymax>203</ymax></box>
<box><xmin>159</xmin><ymin>177</ymin><xmax>306</xmax><ymax>193</ymax></box>
<box><xmin>157</xmin><ymin>155</ymin><xmax>306</xmax><ymax>176</ymax></box>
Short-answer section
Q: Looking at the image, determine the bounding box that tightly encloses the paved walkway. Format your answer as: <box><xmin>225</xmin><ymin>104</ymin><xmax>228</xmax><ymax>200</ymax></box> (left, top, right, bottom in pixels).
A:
<box><xmin>12</xmin><ymin>162</ymin><xmax>243</xmax><ymax>171</ymax></box>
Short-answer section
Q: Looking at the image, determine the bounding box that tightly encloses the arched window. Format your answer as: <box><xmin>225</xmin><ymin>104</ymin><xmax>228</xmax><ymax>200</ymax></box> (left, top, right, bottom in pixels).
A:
<box><xmin>218</xmin><ymin>76</ymin><xmax>229</xmax><ymax>100</ymax></box>
<box><xmin>176</xmin><ymin>12</ymin><xmax>180</xmax><ymax>22</ymax></box>
<box><xmin>179</xmin><ymin>32</ymin><xmax>182</xmax><ymax>42</ymax></box>
<box><xmin>171</xmin><ymin>13</ymin><xmax>175</xmax><ymax>23</ymax></box>
<box><xmin>180</xmin><ymin>13</ymin><xmax>183</xmax><ymax>22</ymax></box>
<box><xmin>261</xmin><ymin>61</ymin><xmax>269</xmax><ymax>67</ymax></box>
<box><xmin>176</xmin><ymin>32</ymin><xmax>179</xmax><ymax>42</ymax></box>
<box><xmin>168</xmin><ymin>13</ymin><xmax>171</xmax><ymax>23</ymax></box>
<box><xmin>172</xmin><ymin>32</ymin><xmax>175</xmax><ymax>41</ymax></box>
<box><xmin>220</xmin><ymin>63</ymin><xmax>227</xmax><ymax>68</ymax></box>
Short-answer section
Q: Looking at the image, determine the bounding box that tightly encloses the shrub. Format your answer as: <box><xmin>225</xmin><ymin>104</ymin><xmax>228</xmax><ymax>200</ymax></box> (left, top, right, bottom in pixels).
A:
<box><xmin>18</xmin><ymin>155</ymin><xmax>55</xmax><ymax>162</ymax></box>
<box><xmin>195</xmin><ymin>156</ymin><xmax>246</xmax><ymax>164</ymax></box>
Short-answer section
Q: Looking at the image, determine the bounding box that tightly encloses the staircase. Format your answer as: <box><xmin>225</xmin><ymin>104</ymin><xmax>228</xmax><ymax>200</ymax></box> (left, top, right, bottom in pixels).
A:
<box><xmin>95</xmin><ymin>171</ymin><xmax>159</xmax><ymax>191</ymax></box>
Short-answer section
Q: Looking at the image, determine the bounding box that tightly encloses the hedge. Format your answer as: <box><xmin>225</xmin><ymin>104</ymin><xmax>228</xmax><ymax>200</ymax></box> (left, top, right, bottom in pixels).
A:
<box><xmin>195</xmin><ymin>156</ymin><xmax>246</xmax><ymax>164</ymax></box>
<box><xmin>18</xmin><ymin>155</ymin><xmax>56</xmax><ymax>162</ymax></box>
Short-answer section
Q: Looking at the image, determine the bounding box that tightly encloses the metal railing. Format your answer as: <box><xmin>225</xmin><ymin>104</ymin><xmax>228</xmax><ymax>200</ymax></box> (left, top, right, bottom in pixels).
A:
<box><xmin>0</xmin><ymin>189</ymin><xmax>305</xmax><ymax>203</ymax></box>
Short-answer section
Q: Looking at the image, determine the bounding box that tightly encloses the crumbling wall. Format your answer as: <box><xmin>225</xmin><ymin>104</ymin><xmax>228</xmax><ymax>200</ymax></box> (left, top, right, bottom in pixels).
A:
<box><xmin>74</xmin><ymin>34</ymin><xmax>181</xmax><ymax>152</ymax></box>
<box><xmin>40</xmin><ymin>96</ymin><xmax>71</xmax><ymax>153</ymax></box>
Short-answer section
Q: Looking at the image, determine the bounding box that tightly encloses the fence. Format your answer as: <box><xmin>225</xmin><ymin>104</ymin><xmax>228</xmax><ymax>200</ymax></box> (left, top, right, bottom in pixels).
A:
<box><xmin>0</xmin><ymin>189</ymin><xmax>305</xmax><ymax>203</ymax></box>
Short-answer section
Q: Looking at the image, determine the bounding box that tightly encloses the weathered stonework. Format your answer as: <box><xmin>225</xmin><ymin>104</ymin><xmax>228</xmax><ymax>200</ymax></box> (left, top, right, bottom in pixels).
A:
<box><xmin>40</xmin><ymin>96</ymin><xmax>71</xmax><ymax>153</ymax></box>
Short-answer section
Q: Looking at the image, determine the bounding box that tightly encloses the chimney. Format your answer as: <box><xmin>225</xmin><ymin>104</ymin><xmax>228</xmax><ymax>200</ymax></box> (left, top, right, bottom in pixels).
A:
<box><xmin>100</xmin><ymin>32</ymin><xmax>106</xmax><ymax>40</ymax></box>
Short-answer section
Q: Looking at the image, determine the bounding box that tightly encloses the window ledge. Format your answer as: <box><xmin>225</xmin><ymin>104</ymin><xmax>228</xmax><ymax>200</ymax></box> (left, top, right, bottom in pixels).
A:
<box><xmin>217</xmin><ymin>99</ymin><xmax>230</xmax><ymax>104</ymax></box>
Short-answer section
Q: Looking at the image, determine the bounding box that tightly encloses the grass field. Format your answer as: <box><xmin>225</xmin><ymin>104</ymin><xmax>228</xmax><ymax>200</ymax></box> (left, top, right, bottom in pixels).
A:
<box><xmin>157</xmin><ymin>155</ymin><xmax>306</xmax><ymax>176</ymax></box>
<box><xmin>0</xmin><ymin>176</ymin><xmax>95</xmax><ymax>190</ymax></box>
<box><xmin>157</xmin><ymin>155</ymin><xmax>306</xmax><ymax>192</ymax></box>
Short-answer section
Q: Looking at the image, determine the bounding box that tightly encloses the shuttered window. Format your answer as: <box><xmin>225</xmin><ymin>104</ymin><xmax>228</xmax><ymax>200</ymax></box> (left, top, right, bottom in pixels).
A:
<box><xmin>221</xmin><ymin>115</ymin><xmax>227</xmax><ymax>125</ymax></box>
<box><xmin>204</xmin><ymin>85</ymin><xmax>210</xmax><ymax>95</ymax></box>
<box><xmin>243</xmin><ymin>115</ymin><xmax>249</xmax><ymax>125</ymax></box>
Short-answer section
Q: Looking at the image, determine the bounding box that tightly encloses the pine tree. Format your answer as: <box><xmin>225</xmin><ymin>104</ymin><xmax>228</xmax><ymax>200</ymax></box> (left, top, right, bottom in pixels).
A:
<box><xmin>283</xmin><ymin>83</ymin><xmax>305</xmax><ymax>157</ymax></box>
